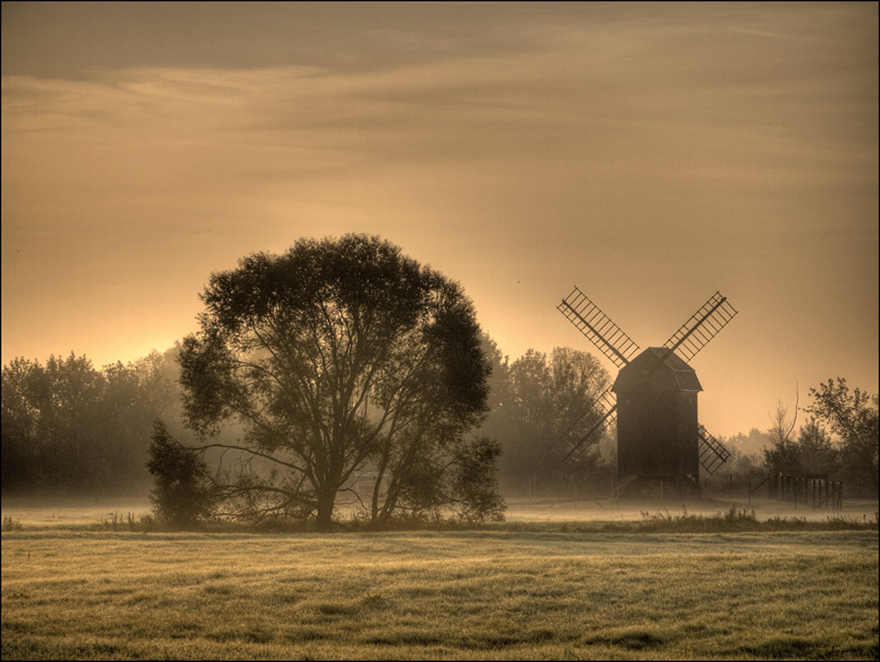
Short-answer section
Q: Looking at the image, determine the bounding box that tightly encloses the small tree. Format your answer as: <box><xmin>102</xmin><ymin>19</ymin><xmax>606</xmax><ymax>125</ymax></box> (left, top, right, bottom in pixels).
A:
<box><xmin>806</xmin><ymin>378</ymin><xmax>878</xmax><ymax>495</ymax></box>
<box><xmin>450</xmin><ymin>436</ymin><xmax>506</xmax><ymax>524</ymax></box>
<box><xmin>762</xmin><ymin>397</ymin><xmax>801</xmax><ymax>475</ymax></box>
<box><xmin>796</xmin><ymin>417</ymin><xmax>838</xmax><ymax>476</ymax></box>
<box><xmin>147</xmin><ymin>421</ymin><xmax>215</xmax><ymax>528</ymax></box>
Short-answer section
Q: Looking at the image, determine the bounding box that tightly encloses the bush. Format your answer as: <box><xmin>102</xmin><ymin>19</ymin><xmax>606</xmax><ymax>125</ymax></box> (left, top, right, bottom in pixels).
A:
<box><xmin>451</xmin><ymin>436</ymin><xmax>507</xmax><ymax>525</ymax></box>
<box><xmin>2</xmin><ymin>516</ymin><xmax>23</xmax><ymax>531</ymax></box>
<box><xmin>146</xmin><ymin>421</ymin><xmax>216</xmax><ymax>529</ymax></box>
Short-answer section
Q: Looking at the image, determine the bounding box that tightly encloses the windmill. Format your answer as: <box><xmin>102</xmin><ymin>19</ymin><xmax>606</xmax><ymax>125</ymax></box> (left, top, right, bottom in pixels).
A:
<box><xmin>553</xmin><ymin>287</ymin><xmax>737</xmax><ymax>496</ymax></box>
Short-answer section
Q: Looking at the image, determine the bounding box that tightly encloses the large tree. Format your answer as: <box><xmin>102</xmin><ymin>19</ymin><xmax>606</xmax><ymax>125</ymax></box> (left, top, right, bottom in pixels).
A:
<box><xmin>177</xmin><ymin>234</ymin><xmax>495</xmax><ymax>530</ymax></box>
<box><xmin>806</xmin><ymin>378</ymin><xmax>878</xmax><ymax>495</ymax></box>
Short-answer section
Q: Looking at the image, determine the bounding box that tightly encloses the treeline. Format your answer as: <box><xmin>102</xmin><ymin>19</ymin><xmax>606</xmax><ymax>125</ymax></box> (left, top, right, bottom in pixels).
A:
<box><xmin>2</xmin><ymin>340</ymin><xmax>876</xmax><ymax>499</ymax></box>
<box><xmin>758</xmin><ymin>381</ymin><xmax>879</xmax><ymax>497</ymax></box>
<box><xmin>712</xmin><ymin>426</ymin><xmax>844</xmax><ymax>488</ymax></box>
<box><xmin>476</xmin><ymin>341</ymin><xmax>878</xmax><ymax>498</ymax></box>
<box><xmin>474</xmin><ymin>337</ymin><xmax>615</xmax><ymax>494</ymax></box>
<box><xmin>705</xmin><ymin>386</ymin><xmax>879</xmax><ymax>498</ymax></box>
<box><xmin>1</xmin><ymin>348</ymin><xmax>181</xmax><ymax>495</ymax></box>
<box><xmin>1</xmin><ymin>336</ymin><xmax>615</xmax><ymax>498</ymax></box>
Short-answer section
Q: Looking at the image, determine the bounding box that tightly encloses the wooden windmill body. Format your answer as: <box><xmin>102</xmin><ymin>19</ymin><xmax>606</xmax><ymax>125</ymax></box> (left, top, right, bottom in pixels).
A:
<box><xmin>554</xmin><ymin>288</ymin><xmax>737</xmax><ymax>495</ymax></box>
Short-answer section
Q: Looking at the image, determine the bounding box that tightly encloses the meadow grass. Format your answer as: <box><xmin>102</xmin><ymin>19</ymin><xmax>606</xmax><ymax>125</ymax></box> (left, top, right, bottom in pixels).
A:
<box><xmin>2</xmin><ymin>531</ymin><xmax>876</xmax><ymax>660</ymax></box>
<box><xmin>2</xmin><ymin>498</ymin><xmax>878</xmax><ymax>660</ymax></box>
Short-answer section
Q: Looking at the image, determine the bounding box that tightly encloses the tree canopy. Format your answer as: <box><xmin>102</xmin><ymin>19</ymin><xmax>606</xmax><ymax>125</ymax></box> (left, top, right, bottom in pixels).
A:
<box><xmin>176</xmin><ymin>234</ymin><xmax>499</xmax><ymax>529</ymax></box>
<box><xmin>474</xmin><ymin>343</ymin><xmax>612</xmax><ymax>492</ymax></box>
<box><xmin>1</xmin><ymin>350</ymin><xmax>178</xmax><ymax>494</ymax></box>
<box><xmin>755</xmin><ymin>380</ymin><xmax>877</xmax><ymax>496</ymax></box>
<box><xmin>806</xmin><ymin>378</ymin><xmax>878</xmax><ymax>495</ymax></box>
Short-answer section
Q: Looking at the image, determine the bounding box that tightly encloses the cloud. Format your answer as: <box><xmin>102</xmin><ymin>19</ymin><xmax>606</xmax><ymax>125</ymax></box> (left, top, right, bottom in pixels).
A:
<box><xmin>2</xmin><ymin>3</ymin><xmax>877</xmax><ymax>437</ymax></box>
<box><xmin>3</xmin><ymin>12</ymin><xmax>876</xmax><ymax>287</ymax></box>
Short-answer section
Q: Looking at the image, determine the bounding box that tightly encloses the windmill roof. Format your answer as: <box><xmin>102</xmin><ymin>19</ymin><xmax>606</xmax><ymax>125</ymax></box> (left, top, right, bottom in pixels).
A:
<box><xmin>611</xmin><ymin>347</ymin><xmax>703</xmax><ymax>393</ymax></box>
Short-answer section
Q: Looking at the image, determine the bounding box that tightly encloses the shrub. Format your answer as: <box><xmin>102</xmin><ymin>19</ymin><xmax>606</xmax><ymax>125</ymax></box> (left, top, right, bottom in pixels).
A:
<box><xmin>2</xmin><ymin>515</ymin><xmax>23</xmax><ymax>531</ymax></box>
<box><xmin>146</xmin><ymin>421</ymin><xmax>217</xmax><ymax>529</ymax></box>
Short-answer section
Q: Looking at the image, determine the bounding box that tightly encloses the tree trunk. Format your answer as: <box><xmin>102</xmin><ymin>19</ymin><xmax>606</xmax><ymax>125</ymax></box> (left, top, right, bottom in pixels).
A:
<box><xmin>315</xmin><ymin>488</ymin><xmax>336</xmax><ymax>532</ymax></box>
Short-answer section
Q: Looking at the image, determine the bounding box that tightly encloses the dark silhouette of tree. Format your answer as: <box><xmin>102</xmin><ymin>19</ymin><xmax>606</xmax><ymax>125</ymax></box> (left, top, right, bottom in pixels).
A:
<box><xmin>450</xmin><ymin>436</ymin><xmax>506</xmax><ymax>524</ymax></box>
<box><xmin>1</xmin><ymin>357</ymin><xmax>44</xmax><ymax>492</ymax></box>
<box><xmin>147</xmin><ymin>421</ymin><xmax>216</xmax><ymax>528</ymax></box>
<box><xmin>806</xmin><ymin>378</ymin><xmax>878</xmax><ymax>495</ymax></box>
<box><xmin>796</xmin><ymin>417</ymin><xmax>838</xmax><ymax>476</ymax></box>
<box><xmin>1</xmin><ymin>352</ymin><xmax>179</xmax><ymax>494</ymax></box>
<box><xmin>177</xmin><ymin>234</ymin><xmax>495</xmax><ymax>530</ymax></box>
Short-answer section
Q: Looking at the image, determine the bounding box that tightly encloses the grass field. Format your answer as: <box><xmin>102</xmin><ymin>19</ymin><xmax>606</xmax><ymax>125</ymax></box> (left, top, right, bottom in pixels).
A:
<box><xmin>2</xmin><ymin>497</ymin><xmax>878</xmax><ymax>660</ymax></box>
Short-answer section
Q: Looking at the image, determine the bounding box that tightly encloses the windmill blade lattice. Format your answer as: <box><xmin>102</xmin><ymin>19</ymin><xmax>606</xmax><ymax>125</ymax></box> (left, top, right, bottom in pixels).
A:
<box><xmin>697</xmin><ymin>425</ymin><xmax>731</xmax><ymax>475</ymax></box>
<box><xmin>551</xmin><ymin>388</ymin><xmax>617</xmax><ymax>463</ymax></box>
<box><xmin>558</xmin><ymin>287</ymin><xmax>640</xmax><ymax>369</ymax></box>
<box><xmin>663</xmin><ymin>292</ymin><xmax>738</xmax><ymax>363</ymax></box>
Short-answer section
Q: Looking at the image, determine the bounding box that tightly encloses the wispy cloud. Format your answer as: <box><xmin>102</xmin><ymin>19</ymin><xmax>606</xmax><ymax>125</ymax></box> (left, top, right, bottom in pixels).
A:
<box><xmin>2</xmin><ymin>3</ymin><xmax>876</xmax><ymax>434</ymax></box>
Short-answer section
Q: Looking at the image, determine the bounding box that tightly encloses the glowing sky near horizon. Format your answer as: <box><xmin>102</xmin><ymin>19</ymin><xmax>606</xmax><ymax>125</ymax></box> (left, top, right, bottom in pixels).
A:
<box><xmin>2</xmin><ymin>2</ymin><xmax>877</xmax><ymax>438</ymax></box>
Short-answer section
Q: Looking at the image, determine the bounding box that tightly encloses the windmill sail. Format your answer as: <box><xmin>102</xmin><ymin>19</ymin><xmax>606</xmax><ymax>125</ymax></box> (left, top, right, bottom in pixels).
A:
<box><xmin>662</xmin><ymin>291</ymin><xmax>737</xmax><ymax>363</ymax></box>
<box><xmin>551</xmin><ymin>388</ymin><xmax>617</xmax><ymax>463</ymax></box>
<box><xmin>558</xmin><ymin>287</ymin><xmax>640</xmax><ymax>369</ymax></box>
<box><xmin>697</xmin><ymin>425</ymin><xmax>731</xmax><ymax>475</ymax></box>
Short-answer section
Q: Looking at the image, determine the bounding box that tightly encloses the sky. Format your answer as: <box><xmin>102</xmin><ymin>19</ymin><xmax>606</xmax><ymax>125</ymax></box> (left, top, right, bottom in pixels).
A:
<box><xmin>2</xmin><ymin>2</ymin><xmax>878</xmax><ymax>439</ymax></box>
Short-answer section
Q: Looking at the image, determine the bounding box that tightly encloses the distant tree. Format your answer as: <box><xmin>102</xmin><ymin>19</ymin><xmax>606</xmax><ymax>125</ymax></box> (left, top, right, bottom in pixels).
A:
<box><xmin>0</xmin><ymin>353</ymin><xmax>108</xmax><ymax>491</ymax></box>
<box><xmin>1</xmin><ymin>351</ymin><xmax>180</xmax><ymax>495</ymax></box>
<box><xmin>177</xmin><ymin>234</ymin><xmax>497</xmax><ymax>530</ymax></box>
<box><xmin>743</xmin><ymin>428</ymin><xmax>773</xmax><ymax>456</ymax></box>
<box><xmin>484</xmin><ymin>346</ymin><xmax>610</xmax><ymax>492</ymax></box>
<box><xmin>762</xmin><ymin>397</ymin><xmax>802</xmax><ymax>475</ymax></box>
<box><xmin>1</xmin><ymin>357</ymin><xmax>44</xmax><ymax>491</ymax></box>
<box><xmin>477</xmin><ymin>333</ymin><xmax>512</xmax><ymax>427</ymax></box>
<box><xmin>796</xmin><ymin>417</ymin><xmax>838</xmax><ymax>476</ymax></box>
<box><xmin>715</xmin><ymin>436</ymin><xmax>764</xmax><ymax>481</ymax></box>
<box><xmin>39</xmin><ymin>353</ymin><xmax>108</xmax><ymax>490</ymax></box>
<box><xmin>806</xmin><ymin>378</ymin><xmax>878</xmax><ymax>495</ymax></box>
<box><xmin>99</xmin><ymin>352</ymin><xmax>180</xmax><ymax>485</ymax></box>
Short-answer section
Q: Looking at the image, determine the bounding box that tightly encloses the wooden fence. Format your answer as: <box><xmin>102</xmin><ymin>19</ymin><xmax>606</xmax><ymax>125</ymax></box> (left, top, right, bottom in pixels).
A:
<box><xmin>748</xmin><ymin>474</ymin><xmax>843</xmax><ymax>510</ymax></box>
